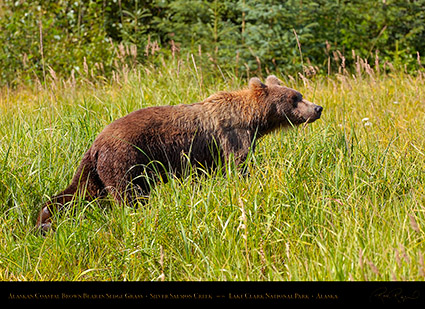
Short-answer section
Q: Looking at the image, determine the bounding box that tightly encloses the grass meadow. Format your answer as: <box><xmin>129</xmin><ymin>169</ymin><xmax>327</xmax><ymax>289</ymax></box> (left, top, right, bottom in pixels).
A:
<box><xmin>1</xmin><ymin>55</ymin><xmax>425</xmax><ymax>281</ymax></box>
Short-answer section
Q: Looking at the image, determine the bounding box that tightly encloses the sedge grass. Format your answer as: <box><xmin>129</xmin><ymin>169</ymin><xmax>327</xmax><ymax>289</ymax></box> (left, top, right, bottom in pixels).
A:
<box><xmin>0</xmin><ymin>56</ymin><xmax>424</xmax><ymax>281</ymax></box>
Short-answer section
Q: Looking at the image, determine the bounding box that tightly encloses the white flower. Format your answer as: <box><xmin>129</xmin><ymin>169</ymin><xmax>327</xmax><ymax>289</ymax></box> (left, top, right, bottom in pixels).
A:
<box><xmin>362</xmin><ymin>117</ymin><xmax>372</xmax><ymax>126</ymax></box>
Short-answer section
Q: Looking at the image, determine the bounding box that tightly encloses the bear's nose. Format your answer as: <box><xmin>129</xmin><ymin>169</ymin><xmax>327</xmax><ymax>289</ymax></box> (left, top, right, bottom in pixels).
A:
<box><xmin>315</xmin><ymin>106</ymin><xmax>323</xmax><ymax>114</ymax></box>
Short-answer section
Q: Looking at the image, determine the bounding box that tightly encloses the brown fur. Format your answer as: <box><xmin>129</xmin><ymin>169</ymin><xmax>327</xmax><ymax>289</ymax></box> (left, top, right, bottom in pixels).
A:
<box><xmin>36</xmin><ymin>75</ymin><xmax>323</xmax><ymax>231</ymax></box>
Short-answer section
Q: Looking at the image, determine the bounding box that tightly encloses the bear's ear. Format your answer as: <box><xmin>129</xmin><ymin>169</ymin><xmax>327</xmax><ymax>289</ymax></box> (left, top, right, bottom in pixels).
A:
<box><xmin>265</xmin><ymin>75</ymin><xmax>282</xmax><ymax>86</ymax></box>
<box><xmin>249</xmin><ymin>77</ymin><xmax>267</xmax><ymax>90</ymax></box>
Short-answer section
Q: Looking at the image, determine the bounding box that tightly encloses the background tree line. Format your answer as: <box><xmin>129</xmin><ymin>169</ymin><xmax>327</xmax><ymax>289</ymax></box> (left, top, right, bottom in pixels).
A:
<box><xmin>1</xmin><ymin>0</ymin><xmax>424</xmax><ymax>86</ymax></box>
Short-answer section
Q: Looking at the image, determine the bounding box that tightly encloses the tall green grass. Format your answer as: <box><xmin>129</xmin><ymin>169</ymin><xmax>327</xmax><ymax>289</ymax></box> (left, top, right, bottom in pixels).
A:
<box><xmin>0</xmin><ymin>56</ymin><xmax>424</xmax><ymax>281</ymax></box>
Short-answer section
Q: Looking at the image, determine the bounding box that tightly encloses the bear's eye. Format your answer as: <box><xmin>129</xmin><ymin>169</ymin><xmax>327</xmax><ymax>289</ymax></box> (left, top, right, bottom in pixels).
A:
<box><xmin>291</xmin><ymin>95</ymin><xmax>299</xmax><ymax>107</ymax></box>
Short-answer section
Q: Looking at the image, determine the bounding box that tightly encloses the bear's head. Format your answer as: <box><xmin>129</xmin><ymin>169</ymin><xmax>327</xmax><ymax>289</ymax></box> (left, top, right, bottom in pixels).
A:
<box><xmin>249</xmin><ymin>75</ymin><xmax>323</xmax><ymax>126</ymax></box>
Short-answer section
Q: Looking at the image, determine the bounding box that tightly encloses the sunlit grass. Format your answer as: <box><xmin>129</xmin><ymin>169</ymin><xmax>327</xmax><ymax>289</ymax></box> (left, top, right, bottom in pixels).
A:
<box><xmin>0</xmin><ymin>57</ymin><xmax>424</xmax><ymax>281</ymax></box>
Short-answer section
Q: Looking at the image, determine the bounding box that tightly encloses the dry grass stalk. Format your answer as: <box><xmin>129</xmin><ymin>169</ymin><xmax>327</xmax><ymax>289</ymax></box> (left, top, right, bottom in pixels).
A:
<box><xmin>238</xmin><ymin>197</ymin><xmax>249</xmax><ymax>280</ymax></box>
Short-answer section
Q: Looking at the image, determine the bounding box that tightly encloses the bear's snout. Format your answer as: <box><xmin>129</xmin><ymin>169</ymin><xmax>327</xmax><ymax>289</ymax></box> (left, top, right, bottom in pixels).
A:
<box><xmin>314</xmin><ymin>105</ymin><xmax>323</xmax><ymax>115</ymax></box>
<box><xmin>299</xmin><ymin>99</ymin><xmax>323</xmax><ymax>123</ymax></box>
<box><xmin>310</xmin><ymin>104</ymin><xmax>323</xmax><ymax>122</ymax></box>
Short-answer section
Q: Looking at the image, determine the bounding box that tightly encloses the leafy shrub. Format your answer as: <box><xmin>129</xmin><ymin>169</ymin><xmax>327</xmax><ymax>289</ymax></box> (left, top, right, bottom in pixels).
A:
<box><xmin>1</xmin><ymin>0</ymin><xmax>424</xmax><ymax>86</ymax></box>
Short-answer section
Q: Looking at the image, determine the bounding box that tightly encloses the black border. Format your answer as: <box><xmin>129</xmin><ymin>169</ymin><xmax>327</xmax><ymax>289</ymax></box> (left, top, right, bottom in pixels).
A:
<box><xmin>2</xmin><ymin>281</ymin><xmax>424</xmax><ymax>305</ymax></box>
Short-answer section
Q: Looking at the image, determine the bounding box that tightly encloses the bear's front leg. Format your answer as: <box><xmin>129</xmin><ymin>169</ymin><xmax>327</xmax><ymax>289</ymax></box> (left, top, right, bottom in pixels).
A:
<box><xmin>219</xmin><ymin>129</ymin><xmax>256</xmax><ymax>176</ymax></box>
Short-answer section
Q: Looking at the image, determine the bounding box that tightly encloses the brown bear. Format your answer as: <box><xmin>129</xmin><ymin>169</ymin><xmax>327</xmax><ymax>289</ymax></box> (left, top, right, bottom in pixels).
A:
<box><xmin>36</xmin><ymin>75</ymin><xmax>323</xmax><ymax>231</ymax></box>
